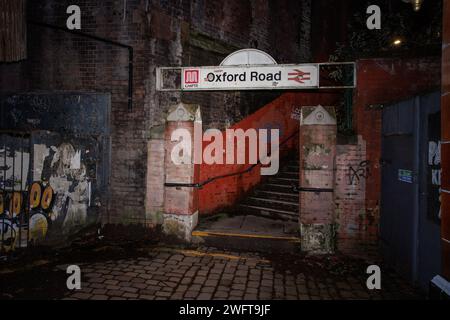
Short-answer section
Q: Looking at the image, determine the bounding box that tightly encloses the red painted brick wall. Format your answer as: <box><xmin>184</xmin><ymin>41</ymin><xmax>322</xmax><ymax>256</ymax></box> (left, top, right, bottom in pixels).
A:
<box><xmin>353</xmin><ymin>58</ymin><xmax>441</xmax><ymax>232</ymax></box>
<box><xmin>199</xmin><ymin>92</ymin><xmax>339</xmax><ymax>214</ymax></box>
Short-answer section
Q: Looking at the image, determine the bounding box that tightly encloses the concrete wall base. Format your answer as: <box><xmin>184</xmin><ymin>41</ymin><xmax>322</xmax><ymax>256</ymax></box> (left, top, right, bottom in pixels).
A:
<box><xmin>300</xmin><ymin>223</ymin><xmax>336</xmax><ymax>254</ymax></box>
<box><xmin>162</xmin><ymin>212</ymin><xmax>198</xmax><ymax>242</ymax></box>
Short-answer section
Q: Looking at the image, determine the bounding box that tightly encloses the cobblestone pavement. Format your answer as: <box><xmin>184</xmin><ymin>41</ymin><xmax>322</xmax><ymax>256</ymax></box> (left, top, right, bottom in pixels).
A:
<box><xmin>57</xmin><ymin>246</ymin><xmax>421</xmax><ymax>300</ymax></box>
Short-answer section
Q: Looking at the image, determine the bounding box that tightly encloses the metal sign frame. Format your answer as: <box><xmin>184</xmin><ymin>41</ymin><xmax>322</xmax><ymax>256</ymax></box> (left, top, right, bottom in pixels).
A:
<box><xmin>156</xmin><ymin>62</ymin><xmax>356</xmax><ymax>92</ymax></box>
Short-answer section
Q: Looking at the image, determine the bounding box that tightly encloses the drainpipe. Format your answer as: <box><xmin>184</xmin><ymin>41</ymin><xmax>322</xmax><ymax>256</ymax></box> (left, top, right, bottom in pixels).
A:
<box><xmin>28</xmin><ymin>21</ymin><xmax>134</xmax><ymax>111</ymax></box>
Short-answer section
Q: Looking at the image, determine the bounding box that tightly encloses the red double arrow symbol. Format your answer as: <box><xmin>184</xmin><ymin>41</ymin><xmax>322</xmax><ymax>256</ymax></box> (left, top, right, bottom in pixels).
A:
<box><xmin>288</xmin><ymin>69</ymin><xmax>311</xmax><ymax>84</ymax></box>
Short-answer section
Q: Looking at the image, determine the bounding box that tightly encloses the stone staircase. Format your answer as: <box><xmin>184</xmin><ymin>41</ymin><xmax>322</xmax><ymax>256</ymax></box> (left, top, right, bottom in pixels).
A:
<box><xmin>238</xmin><ymin>158</ymin><xmax>299</xmax><ymax>222</ymax></box>
<box><xmin>192</xmin><ymin>156</ymin><xmax>301</xmax><ymax>254</ymax></box>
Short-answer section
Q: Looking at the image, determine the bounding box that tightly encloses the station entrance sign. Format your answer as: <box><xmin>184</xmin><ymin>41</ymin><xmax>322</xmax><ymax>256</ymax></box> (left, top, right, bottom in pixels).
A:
<box><xmin>182</xmin><ymin>64</ymin><xmax>318</xmax><ymax>91</ymax></box>
<box><xmin>156</xmin><ymin>49</ymin><xmax>355</xmax><ymax>91</ymax></box>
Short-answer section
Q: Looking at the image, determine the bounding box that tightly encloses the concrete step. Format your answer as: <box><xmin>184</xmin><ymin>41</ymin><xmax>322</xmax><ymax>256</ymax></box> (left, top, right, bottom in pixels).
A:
<box><xmin>254</xmin><ymin>190</ymin><xmax>299</xmax><ymax>202</ymax></box>
<box><xmin>238</xmin><ymin>204</ymin><xmax>297</xmax><ymax>221</ymax></box>
<box><xmin>192</xmin><ymin>215</ymin><xmax>300</xmax><ymax>254</ymax></box>
<box><xmin>277</xmin><ymin>172</ymin><xmax>299</xmax><ymax>180</ymax></box>
<box><xmin>268</xmin><ymin>178</ymin><xmax>298</xmax><ymax>187</ymax></box>
<box><xmin>244</xmin><ymin>197</ymin><xmax>298</xmax><ymax>212</ymax></box>
<box><xmin>260</xmin><ymin>183</ymin><xmax>297</xmax><ymax>194</ymax></box>
<box><xmin>280</xmin><ymin>171</ymin><xmax>299</xmax><ymax>176</ymax></box>
<box><xmin>285</xmin><ymin>165</ymin><xmax>299</xmax><ymax>171</ymax></box>
<box><xmin>247</xmin><ymin>197</ymin><xmax>298</xmax><ymax>206</ymax></box>
<box><xmin>229</xmin><ymin>158</ymin><xmax>300</xmax><ymax>224</ymax></box>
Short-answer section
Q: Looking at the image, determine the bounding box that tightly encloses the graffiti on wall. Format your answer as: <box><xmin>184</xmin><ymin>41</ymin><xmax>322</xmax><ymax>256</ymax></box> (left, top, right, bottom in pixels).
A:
<box><xmin>0</xmin><ymin>141</ymin><xmax>91</xmax><ymax>252</ymax></box>
<box><xmin>348</xmin><ymin>160</ymin><xmax>371</xmax><ymax>185</ymax></box>
<box><xmin>0</xmin><ymin>182</ymin><xmax>54</xmax><ymax>252</ymax></box>
<box><xmin>32</xmin><ymin>142</ymin><xmax>91</xmax><ymax>234</ymax></box>
<box><xmin>427</xmin><ymin>111</ymin><xmax>441</xmax><ymax>223</ymax></box>
<box><xmin>291</xmin><ymin>107</ymin><xmax>302</xmax><ymax>121</ymax></box>
<box><xmin>0</xmin><ymin>146</ymin><xmax>29</xmax><ymax>191</ymax></box>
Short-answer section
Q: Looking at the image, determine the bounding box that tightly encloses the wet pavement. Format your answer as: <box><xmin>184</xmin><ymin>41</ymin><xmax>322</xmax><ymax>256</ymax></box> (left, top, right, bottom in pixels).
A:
<box><xmin>0</xmin><ymin>243</ymin><xmax>423</xmax><ymax>300</ymax></box>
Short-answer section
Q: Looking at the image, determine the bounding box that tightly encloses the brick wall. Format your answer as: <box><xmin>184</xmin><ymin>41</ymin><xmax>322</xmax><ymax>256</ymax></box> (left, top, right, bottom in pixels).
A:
<box><xmin>0</xmin><ymin>0</ymin><xmax>311</xmax><ymax>225</ymax></box>
<box><xmin>311</xmin><ymin>0</ymin><xmax>350</xmax><ymax>62</ymax></box>
<box><xmin>146</xmin><ymin>139</ymin><xmax>165</xmax><ymax>225</ymax></box>
<box><xmin>353</xmin><ymin>58</ymin><xmax>441</xmax><ymax>236</ymax></box>
<box><xmin>328</xmin><ymin>57</ymin><xmax>441</xmax><ymax>257</ymax></box>
<box><xmin>334</xmin><ymin>136</ymin><xmax>378</xmax><ymax>257</ymax></box>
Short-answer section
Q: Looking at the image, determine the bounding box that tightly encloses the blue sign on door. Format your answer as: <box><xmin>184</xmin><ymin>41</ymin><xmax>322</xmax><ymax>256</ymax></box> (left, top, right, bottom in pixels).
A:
<box><xmin>398</xmin><ymin>169</ymin><xmax>413</xmax><ymax>184</ymax></box>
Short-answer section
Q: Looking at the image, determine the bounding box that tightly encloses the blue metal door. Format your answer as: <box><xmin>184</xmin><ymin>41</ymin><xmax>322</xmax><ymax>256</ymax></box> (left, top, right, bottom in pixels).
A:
<box><xmin>381</xmin><ymin>133</ymin><xmax>415</xmax><ymax>279</ymax></box>
<box><xmin>381</xmin><ymin>93</ymin><xmax>442</xmax><ymax>290</ymax></box>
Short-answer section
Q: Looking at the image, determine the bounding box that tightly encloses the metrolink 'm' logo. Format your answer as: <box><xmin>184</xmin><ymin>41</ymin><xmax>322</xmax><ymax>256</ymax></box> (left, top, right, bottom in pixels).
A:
<box><xmin>170</xmin><ymin>124</ymin><xmax>279</xmax><ymax>176</ymax></box>
<box><xmin>184</xmin><ymin>70</ymin><xmax>199</xmax><ymax>84</ymax></box>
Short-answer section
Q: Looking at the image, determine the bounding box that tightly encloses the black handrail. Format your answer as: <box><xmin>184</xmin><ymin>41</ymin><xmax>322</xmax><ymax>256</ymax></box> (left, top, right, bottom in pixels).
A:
<box><xmin>165</xmin><ymin>129</ymin><xmax>299</xmax><ymax>189</ymax></box>
<box><xmin>292</xmin><ymin>185</ymin><xmax>334</xmax><ymax>194</ymax></box>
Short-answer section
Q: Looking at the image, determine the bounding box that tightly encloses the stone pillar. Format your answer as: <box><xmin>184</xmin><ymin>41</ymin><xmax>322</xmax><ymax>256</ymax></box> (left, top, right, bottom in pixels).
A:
<box><xmin>299</xmin><ymin>105</ymin><xmax>337</xmax><ymax>254</ymax></box>
<box><xmin>163</xmin><ymin>103</ymin><xmax>201</xmax><ymax>242</ymax></box>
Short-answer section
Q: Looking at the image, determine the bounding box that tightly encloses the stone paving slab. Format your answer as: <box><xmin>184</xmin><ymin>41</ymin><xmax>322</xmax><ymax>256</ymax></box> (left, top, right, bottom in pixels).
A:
<box><xmin>59</xmin><ymin>246</ymin><xmax>421</xmax><ymax>300</ymax></box>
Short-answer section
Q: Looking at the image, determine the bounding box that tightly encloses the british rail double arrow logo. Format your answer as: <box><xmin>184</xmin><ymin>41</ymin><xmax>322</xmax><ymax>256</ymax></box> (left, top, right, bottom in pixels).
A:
<box><xmin>288</xmin><ymin>69</ymin><xmax>311</xmax><ymax>84</ymax></box>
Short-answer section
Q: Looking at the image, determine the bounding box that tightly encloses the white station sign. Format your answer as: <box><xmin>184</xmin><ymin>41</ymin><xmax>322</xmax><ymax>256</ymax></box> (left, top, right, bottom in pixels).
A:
<box><xmin>181</xmin><ymin>64</ymin><xmax>319</xmax><ymax>91</ymax></box>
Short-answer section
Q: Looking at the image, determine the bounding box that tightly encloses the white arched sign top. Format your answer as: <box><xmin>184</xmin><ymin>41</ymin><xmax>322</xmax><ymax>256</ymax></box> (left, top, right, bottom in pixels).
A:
<box><xmin>220</xmin><ymin>49</ymin><xmax>277</xmax><ymax>66</ymax></box>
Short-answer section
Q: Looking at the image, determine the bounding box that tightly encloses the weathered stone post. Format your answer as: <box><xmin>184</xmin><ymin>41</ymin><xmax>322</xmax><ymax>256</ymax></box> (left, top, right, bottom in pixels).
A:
<box><xmin>163</xmin><ymin>103</ymin><xmax>201</xmax><ymax>242</ymax></box>
<box><xmin>299</xmin><ymin>105</ymin><xmax>337</xmax><ymax>254</ymax></box>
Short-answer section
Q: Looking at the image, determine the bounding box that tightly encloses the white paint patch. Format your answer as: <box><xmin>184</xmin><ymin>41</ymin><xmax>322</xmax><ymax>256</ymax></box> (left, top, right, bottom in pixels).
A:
<box><xmin>33</xmin><ymin>144</ymin><xmax>50</xmax><ymax>181</ymax></box>
<box><xmin>70</xmin><ymin>150</ymin><xmax>81</xmax><ymax>169</ymax></box>
<box><xmin>47</xmin><ymin>143</ymin><xmax>89</xmax><ymax>233</ymax></box>
<box><xmin>48</xmin><ymin>176</ymin><xmax>72</xmax><ymax>221</ymax></box>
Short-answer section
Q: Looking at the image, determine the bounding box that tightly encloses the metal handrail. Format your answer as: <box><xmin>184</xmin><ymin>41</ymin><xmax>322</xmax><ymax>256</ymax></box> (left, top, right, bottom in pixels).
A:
<box><xmin>165</xmin><ymin>129</ymin><xmax>299</xmax><ymax>189</ymax></box>
<box><xmin>292</xmin><ymin>185</ymin><xmax>334</xmax><ymax>194</ymax></box>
